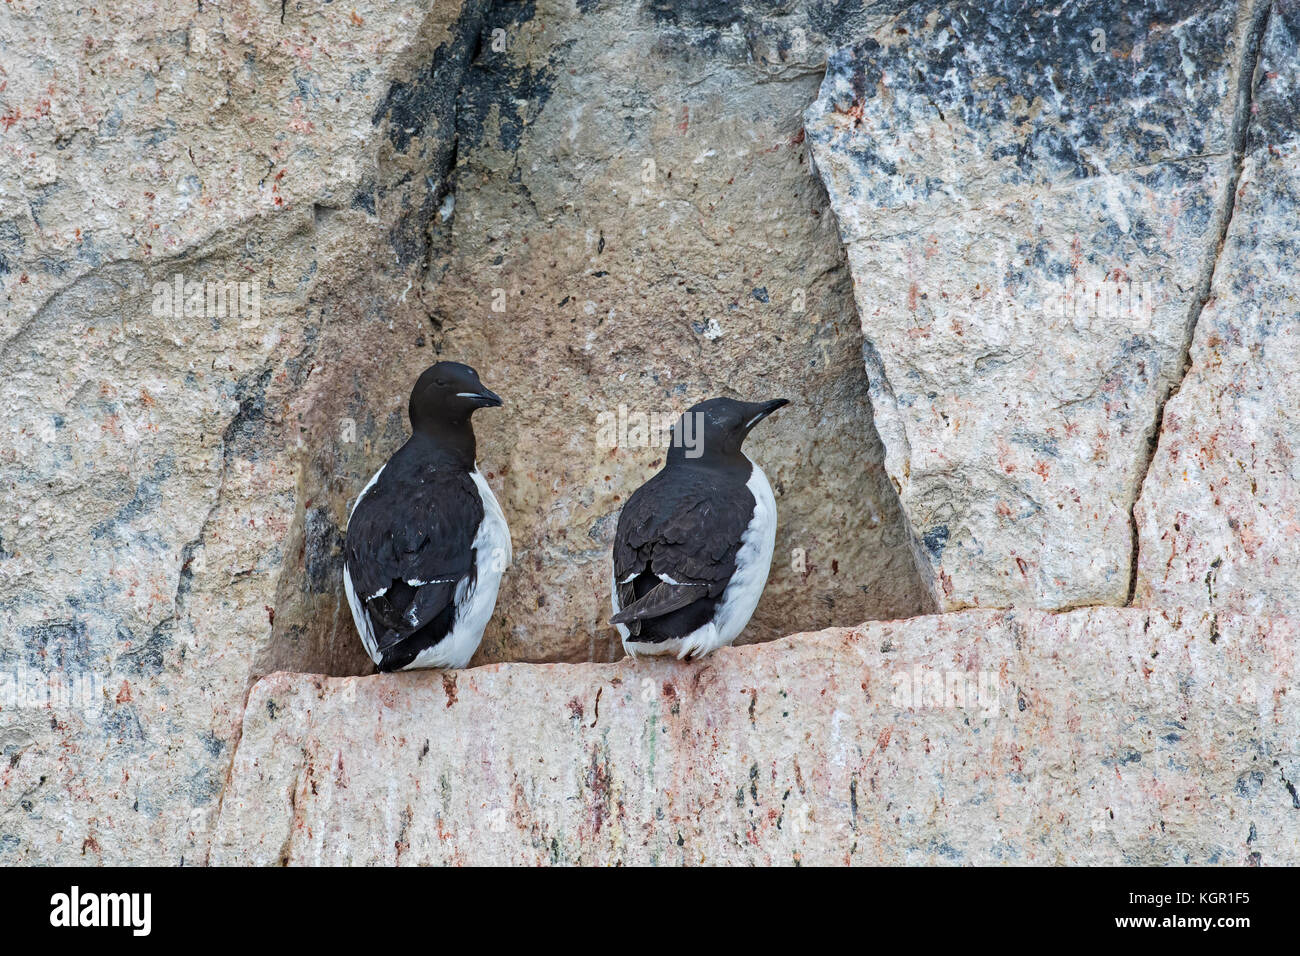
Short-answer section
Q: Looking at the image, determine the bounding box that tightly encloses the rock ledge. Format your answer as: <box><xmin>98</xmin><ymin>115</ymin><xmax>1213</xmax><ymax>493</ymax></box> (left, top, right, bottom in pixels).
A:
<box><xmin>213</xmin><ymin>608</ymin><xmax>1299</xmax><ymax>865</ymax></box>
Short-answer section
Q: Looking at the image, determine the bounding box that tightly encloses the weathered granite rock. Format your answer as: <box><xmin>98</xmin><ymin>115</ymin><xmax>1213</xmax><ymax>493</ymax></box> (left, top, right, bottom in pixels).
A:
<box><xmin>0</xmin><ymin>0</ymin><xmax>488</xmax><ymax>864</ymax></box>
<box><xmin>212</xmin><ymin>608</ymin><xmax>1300</xmax><ymax>865</ymax></box>
<box><xmin>1134</xmin><ymin>1</ymin><xmax>1300</xmax><ymax>615</ymax></box>
<box><xmin>0</xmin><ymin>0</ymin><xmax>927</xmax><ymax>865</ymax></box>
<box><xmin>805</xmin><ymin>0</ymin><xmax>1269</xmax><ymax>610</ymax></box>
<box><xmin>273</xmin><ymin>0</ymin><xmax>932</xmax><ymax>669</ymax></box>
<box><xmin>7</xmin><ymin>0</ymin><xmax>1299</xmax><ymax>870</ymax></box>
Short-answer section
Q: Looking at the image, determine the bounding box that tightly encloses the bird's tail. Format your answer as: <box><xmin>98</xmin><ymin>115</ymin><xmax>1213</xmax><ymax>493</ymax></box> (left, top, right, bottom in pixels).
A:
<box><xmin>610</xmin><ymin>581</ymin><xmax>707</xmax><ymax>625</ymax></box>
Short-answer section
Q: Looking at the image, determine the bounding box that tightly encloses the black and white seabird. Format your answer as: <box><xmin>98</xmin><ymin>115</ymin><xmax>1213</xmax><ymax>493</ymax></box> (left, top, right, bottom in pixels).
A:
<box><xmin>610</xmin><ymin>396</ymin><xmax>788</xmax><ymax>660</ymax></box>
<box><xmin>343</xmin><ymin>361</ymin><xmax>511</xmax><ymax>671</ymax></box>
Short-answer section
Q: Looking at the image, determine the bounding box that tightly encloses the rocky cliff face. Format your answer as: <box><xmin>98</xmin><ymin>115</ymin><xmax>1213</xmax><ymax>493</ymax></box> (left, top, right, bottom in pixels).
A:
<box><xmin>1</xmin><ymin>0</ymin><xmax>493</xmax><ymax>864</ymax></box>
<box><xmin>804</xmin><ymin>0</ymin><xmax>1271</xmax><ymax>611</ymax></box>
<box><xmin>1134</xmin><ymin>2</ymin><xmax>1300</xmax><ymax>615</ymax></box>
<box><xmin>2</xmin><ymin>0</ymin><xmax>1297</xmax><ymax>865</ymax></box>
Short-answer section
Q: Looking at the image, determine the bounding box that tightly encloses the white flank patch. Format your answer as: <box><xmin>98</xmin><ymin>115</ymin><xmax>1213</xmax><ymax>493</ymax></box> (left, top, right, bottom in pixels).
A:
<box><xmin>348</xmin><ymin>463</ymin><xmax>385</xmax><ymax>521</ymax></box>
<box><xmin>343</xmin><ymin>560</ymin><xmax>378</xmax><ymax>662</ymax></box>
<box><xmin>343</xmin><ymin>462</ymin><xmax>387</xmax><ymax>662</ymax></box>
<box><xmin>610</xmin><ymin>571</ymin><xmax>631</xmax><ymax>642</ymax></box>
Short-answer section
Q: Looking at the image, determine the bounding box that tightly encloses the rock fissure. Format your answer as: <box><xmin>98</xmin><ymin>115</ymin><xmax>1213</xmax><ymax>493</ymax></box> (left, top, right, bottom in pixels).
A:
<box><xmin>806</xmin><ymin>0</ymin><xmax>1276</xmax><ymax>612</ymax></box>
<box><xmin>1125</xmin><ymin>0</ymin><xmax>1274</xmax><ymax>607</ymax></box>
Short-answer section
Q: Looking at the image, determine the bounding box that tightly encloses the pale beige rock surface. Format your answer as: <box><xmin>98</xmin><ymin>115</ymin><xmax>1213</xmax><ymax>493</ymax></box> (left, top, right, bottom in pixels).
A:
<box><xmin>0</xmin><ymin>0</ymin><xmax>488</xmax><ymax>864</ymax></box>
<box><xmin>213</xmin><ymin>608</ymin><xmax>1300</xmax><ymax>866</ymax></box>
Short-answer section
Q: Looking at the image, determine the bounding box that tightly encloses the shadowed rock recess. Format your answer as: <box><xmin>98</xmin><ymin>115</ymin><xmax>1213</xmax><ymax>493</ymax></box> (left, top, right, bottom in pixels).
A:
<box><xmin>3</xmin><ymin>0</ymin><xmax>1299</xmax><ymax>866</ymax></box>
<box><xmin>280</xmin><ymin>0</ymin><xmax>931</xmax><ymax>671</ymax></box>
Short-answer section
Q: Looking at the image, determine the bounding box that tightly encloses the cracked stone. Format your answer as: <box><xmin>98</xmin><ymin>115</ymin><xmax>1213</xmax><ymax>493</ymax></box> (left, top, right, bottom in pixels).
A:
<box><xmin>0</xmin><ymin>0</ymin><xmax>488</xmax><ymax>864</ymax></box>
<box><xmin>1134</xmin><ymin>0</ymin><xmax>1300</xmax><ymax>614</ymax></box>
<box><xmin>804</xmin><ymin>0</ymin><xmax>1266</xmax><ymax>611</ymax></box>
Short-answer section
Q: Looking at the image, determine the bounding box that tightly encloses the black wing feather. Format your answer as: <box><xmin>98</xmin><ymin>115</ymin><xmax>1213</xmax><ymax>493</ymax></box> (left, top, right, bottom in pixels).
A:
<box><xmin>344</xmin><ymin>441</ymin><xmax>483</xmax><ymax>663</ymax></box>
<box><xmin>611</xmin><ymin>466</ymin><xmax>753</xmax><ymax>641</ymax></box>
<box><xmin>610</xmin><ymin>580</ymin><xmax>708</xmax><ymax>625</ymax></box>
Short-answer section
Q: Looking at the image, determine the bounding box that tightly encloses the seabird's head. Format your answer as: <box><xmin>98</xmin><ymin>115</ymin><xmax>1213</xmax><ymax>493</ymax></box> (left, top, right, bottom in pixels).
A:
<box><xmin>669</xmin><ymin>396</ymin><xmax>789</xmax><ymax>466</ymax></box>
<box><xmin>408</xmin><ymin>361</ymin><xmax>502</xmax><ymax>434</ymax></box>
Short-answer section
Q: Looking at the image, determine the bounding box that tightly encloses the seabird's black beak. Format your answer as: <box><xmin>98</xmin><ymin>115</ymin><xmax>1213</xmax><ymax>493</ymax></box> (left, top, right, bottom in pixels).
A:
<box><xmin>462</xmin><ymin>387</ymin><xmax>503</xmax><ymax>408</ymax></box>
<box><xmin>742</xmin><ymin>398</ymin><xmax>789</xmax><ymax>430</ymax></box>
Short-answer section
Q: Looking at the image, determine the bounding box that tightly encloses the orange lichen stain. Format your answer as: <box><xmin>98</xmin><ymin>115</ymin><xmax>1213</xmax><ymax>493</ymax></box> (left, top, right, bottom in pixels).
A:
<box><xmin>441</xmin><ymin>673</ymin><xmax>458</xmax><ymax>707</ymax></box>
<box><xmin>872</xmin><ymin>726</ymin><xmax>893</xmax><ymax>757</ymax></box>
<box><xmin>940</xmin><ymin>572</ymin><xmax>954</xmax><ymax>598</ymax></box>
<box><xmin>832</xmin><ymin>98</ymin><xmax>866</xmax><ymax>128</ymax></box>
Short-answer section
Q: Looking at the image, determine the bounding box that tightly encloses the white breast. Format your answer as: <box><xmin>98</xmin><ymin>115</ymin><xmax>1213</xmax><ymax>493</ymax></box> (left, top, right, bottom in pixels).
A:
<box><xmin>711</xmin><ymin>461</ymin><xmax>777</xmax><ymax>646</ymax></box>
<box><xmin>406</xmin><ymin>468</ymin><xmax>511</xmax><ymax>670</ymax></box>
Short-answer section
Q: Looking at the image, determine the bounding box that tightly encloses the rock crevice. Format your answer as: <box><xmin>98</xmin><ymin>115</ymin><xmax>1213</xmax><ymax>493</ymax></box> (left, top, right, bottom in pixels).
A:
<box><xmin>806</xmin><ymin>0</ymin><xmax>1275</xmax><ymax>612</ymax></box>
<box><xmin>1126</xmin><ymin>0</ymin><xmax>1275</xmax><ymax>606</ymax></box>
<box><xmin>1132</xmin><ymin>0</ymin><xmax>1300</xmax><ymax>613</ymax></box>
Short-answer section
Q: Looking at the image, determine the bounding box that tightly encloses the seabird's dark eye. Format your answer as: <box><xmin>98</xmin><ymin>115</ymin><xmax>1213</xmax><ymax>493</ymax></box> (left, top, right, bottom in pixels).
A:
<box><xmin>435</xmin><ymin>379</ymin><xmax>447</xmax><ymax>387</ymax></box>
